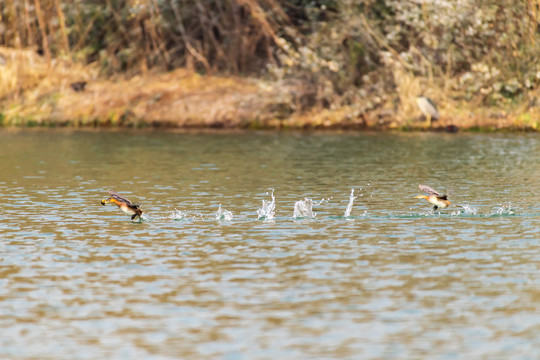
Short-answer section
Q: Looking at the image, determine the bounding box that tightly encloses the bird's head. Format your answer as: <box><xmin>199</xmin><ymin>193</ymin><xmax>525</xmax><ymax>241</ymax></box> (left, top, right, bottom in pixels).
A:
<box><xmin>415</xmin><ymin>195</ymin><xmax>428</xmax><ymax>200</ymax></box>
<box><xmin>101</xmin><ymin>198</ymin><xmax>111</xmax><ymax>205</ymax></box>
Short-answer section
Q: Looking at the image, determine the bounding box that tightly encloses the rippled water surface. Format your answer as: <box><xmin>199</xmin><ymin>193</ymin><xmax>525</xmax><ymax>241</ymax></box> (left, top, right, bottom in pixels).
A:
<box><xmin>1</xmin><ymin>130</ymin><xmax>539</xmax><ymax>359</ymax></box>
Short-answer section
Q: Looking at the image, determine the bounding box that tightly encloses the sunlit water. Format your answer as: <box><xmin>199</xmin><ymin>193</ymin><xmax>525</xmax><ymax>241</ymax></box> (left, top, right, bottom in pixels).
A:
<box><xmin>0</xmin><ymin>129</ymin><xmax>539</xmax><ymax>359</ymax></box>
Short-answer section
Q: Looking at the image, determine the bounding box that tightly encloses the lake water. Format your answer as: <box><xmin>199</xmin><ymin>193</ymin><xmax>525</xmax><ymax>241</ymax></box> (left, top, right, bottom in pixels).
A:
<box><xmin>0</xmin><ymin>129</ymin><xmax>539</xmax><ymax>359</ymax></box>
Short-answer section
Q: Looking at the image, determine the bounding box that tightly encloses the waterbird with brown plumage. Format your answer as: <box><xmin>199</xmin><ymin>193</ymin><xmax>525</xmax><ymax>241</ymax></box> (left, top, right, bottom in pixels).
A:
<box><xmin>414</xmin><ymin>184</ymin><xmax>451</xmax><ymax>210</ymax></box>
<box><xmin>101</xmin><ymin>191</ymin><xmax>143</xmax><ymax>221</ymax></box>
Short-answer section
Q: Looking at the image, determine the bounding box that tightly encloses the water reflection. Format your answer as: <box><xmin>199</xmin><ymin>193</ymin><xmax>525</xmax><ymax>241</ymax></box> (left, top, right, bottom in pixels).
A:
<box><xmin>0</xmin><ymin>130</ymin><xmax>539</xmax><ymax>359</ymax></box>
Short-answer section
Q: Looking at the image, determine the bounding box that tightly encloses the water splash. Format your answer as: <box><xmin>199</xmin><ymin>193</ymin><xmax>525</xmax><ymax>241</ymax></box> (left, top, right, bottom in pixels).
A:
<box><xmin>169</xmin><ymin>208</ymin><xmax>187</xmax><ymax>220</ymax></box>
<box><xmin>293</xmin><ymin>198</ymin><xmax>316</xmax><ymax>218</ymax></box>
<box><xmin>216</xmin><ymin>204</ymin><xmax>233</xmax><ymax>221</ymax></box>
<box><xmin>344</xmin><ymin>188</ymin><xmax>358</xmax><ymax>217</ymax></box>
<box><xmin>452</xmin><ymin>204</ymin><xmax>478</xmax><ymax>216</ymax></box>
<box><xmin>493</xmin><ymin>203</ymin><xmax>516</xmax><ymax>216</ymax></box>
<box><xmin>366</xmin><ymin>180</ymin><xmax>376</xmax><ymax>198</ymax></box>
<box><xmin>314</xmin><ymin>197</ymin><xmax>331</xmax><ymax>206</ymax></box>
<box><xmin>257</xmin><ymin>189</ymin><xmax>275</xmax><ymax>220</ymax></box>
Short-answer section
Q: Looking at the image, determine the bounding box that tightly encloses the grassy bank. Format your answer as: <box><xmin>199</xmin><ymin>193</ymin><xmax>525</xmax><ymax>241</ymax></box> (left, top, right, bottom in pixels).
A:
<box><xmin>0</xmin><ymin>46</ymin><xmax>538</xmax><ymax>131</ymax></box>
<box><xmin>1</xmin><ymin>1</ymin><xmax>540</xmax><ymax>131</ymax></box>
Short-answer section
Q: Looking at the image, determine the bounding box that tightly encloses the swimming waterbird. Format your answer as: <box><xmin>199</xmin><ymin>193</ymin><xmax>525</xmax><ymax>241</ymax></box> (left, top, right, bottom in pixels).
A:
<box><xmin>414</xmin><ymin>184</ymin><xmax>451</xmax><ymax>210</ymax></box>
<box><xmin>101</xmin><ymin>191</ymin><xmax>143</xmax><ymax>221</ymax></box>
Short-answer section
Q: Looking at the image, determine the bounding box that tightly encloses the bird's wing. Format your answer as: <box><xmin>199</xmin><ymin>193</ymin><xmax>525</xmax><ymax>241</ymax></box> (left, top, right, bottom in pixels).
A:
<box><xmin>425</xmin><ymin>97</ymin><xmax>438</xmax><ymax>111</ymax></box>
<box><xmin>418</xmin><ymin>184</ymin><xmax>442</xmax><ymax>197</ymax></box>
<box><xmin>425</xmin><ymin>97</ymin><xmax>440</xmax><ymax>119</ymax></box>
<box><xmin>439</xmin><ymin>188</ymin><xmax>452</xmax><ymax>200</ymax></box>
<box><xmin>108</xmin><ymin>191</ymin><xmax>133</xmax><ymax>206</ymax></box>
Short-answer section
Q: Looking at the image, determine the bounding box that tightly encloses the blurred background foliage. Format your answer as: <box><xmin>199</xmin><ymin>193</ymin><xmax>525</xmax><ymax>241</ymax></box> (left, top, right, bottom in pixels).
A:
<box><xmin>0</xmin><ymin>0</ymin><xmax>539</xmax><ymax>117</ymax></box>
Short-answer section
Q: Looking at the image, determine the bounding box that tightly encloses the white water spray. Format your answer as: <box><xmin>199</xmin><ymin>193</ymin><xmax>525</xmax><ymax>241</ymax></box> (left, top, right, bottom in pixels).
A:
<box><xmin>216</xmin><ymin>204</ymin><xmax>233</xmax><ymax>221</ymax></box>
<box><xmin>494</xmin><ymin>203</ymin><xmax>515</xmax><ymax>216</ymax></box>
<box><xmin>257</xmin><ymin>189</ymin><xmax>276</xmax><ymax>220</ymax></box>
<box><xmin>168</xmin><ymin>208</ymin><xmax>187</xmax><ymax>220</ymax></box>
<box><xmin>293</xmin><ymin>198</ymin><xmax>316</xmax><ymax>218</ymax></box>
<box><xmin>458</xmin><ymin>204</ymin><xmax>478</xmax><ymax>215</ymax></box>
<box><xmin>344</xmin><ymin>188</ymin><xmax>358</xmax><ymax>217</ymax></box>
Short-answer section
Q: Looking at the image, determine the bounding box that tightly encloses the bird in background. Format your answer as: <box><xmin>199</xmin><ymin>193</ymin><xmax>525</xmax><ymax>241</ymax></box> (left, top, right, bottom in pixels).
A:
<box><xmin>416</xmin><ymin>96</ymin><xmax>440</xmax><ymax>127</ymax></box>
<box><xmin>101</xmin><ymin>191</ymin><xmax>143</xmax><ymax>221</ymax></box>
<box><xmin>415</xmin><ymin>184</ymin><xmax>451</xmax><ymax>210</ymax></box>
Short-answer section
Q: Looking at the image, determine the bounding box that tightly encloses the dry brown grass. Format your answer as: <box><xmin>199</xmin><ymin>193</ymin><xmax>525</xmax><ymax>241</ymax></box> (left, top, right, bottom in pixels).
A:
<box><xmin>0</xmin><ymin>46</ymin><xmax>293</xmax><ymax>128</ymax></box>
<box><xmin>391</xmin><ymin>61</ymin><xmax>455</xmax><ymax>126</ymax></box>
<box><xmin>392</xmin><ymin>64</ymin><xmax>422</xmax><ymax>123</ymax></box>
<box><xmin>58</xmin><ymin>69</ymin><xmax>269</xmax><ymax>127</ymax></box>
<box><xmin>0</xmin><ymin>46</ymin><xmax>537</xmax><ymax>131</ymax></box>
<box><xmin>0</xmin><ymin>46</ymin><xmax>98</xmax><ymax>124</ymax></box>
<box><xmin>0</xmin><ymin>0</ymin><xmax>286</xmax><ymax>75</ymax></box>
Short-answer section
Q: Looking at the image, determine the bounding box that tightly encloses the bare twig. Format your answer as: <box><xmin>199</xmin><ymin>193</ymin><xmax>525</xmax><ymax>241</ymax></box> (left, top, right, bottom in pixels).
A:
<box><xmin>54</xmin><ymin>0</ymin><xmax>70</xmax><ymax>53</ymax></box>
<box><xmin>34</xmin><ymin>0</ymin><xmax>51</xmax><ymax>65</ymax></box>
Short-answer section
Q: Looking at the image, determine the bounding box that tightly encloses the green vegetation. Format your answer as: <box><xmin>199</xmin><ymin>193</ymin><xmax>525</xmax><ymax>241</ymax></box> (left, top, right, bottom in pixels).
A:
<box><xmin>0</xmin><ymin>0</ymin><xmax>539</xmax><ymax>130</ymax></box>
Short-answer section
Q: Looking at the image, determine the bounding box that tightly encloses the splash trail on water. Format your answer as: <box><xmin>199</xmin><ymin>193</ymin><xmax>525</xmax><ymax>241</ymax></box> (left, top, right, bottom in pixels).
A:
<box><xmin>293</xmin><ymin>198</ymin><xmax>316</xmax><ymax>218</ymax></box>
<box><xmin>169</xmin><ymin>209</ymin><xmax>187</xmax><ymax>220</ymax></box>
<box><xmin>452</xmin><ymin>204</ymin><xmax>478</xmax><ymax>216</ymax></box>
<box><xmin>257</xmin><ymin>189</ymin><xmax>275</xmax><ymax>220</ymax></box>
<box><xmin>493</xmin><ymin>203</ymin><xmax>516</xmax><ymax>216</ymax></box>
<box><xmin>344</xmin><ymin>188</ymin><xmax>358</xmax><ymax>217</ymax></box>
<box><xmin>216</xmin><ymin>204</ymin><xmax>233</xmax><ymax>221</ymax></box>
